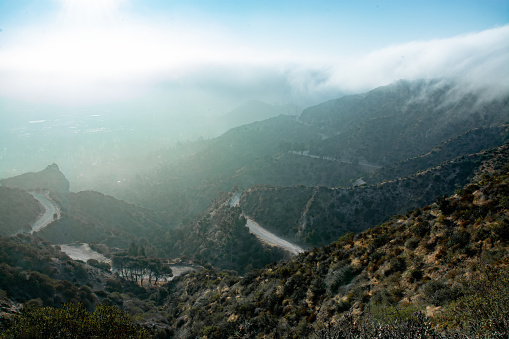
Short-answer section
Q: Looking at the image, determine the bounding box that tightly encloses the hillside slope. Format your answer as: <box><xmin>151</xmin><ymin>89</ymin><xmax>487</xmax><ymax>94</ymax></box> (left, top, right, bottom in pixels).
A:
<box><xmin>241</xmin><ymin>144</ymin><xmax>509</xmax><ymax>247</ymax></box>
<box><xmin>35</xmin><ymin>190</ymin><xmax>174</xmax><ymax>248</ymax></box>
<box><xmin>0</xmin><ymin>187</ymin><xmax>42</xmax><ymax>236</ymax></box>
<box><xmin>0</xmin><ymin>164</ymin><xmax>69</xmax><ymax>194</ymax></box>
<box><xmin>302</xmin><ymin>79</ymin><xmax>508</xmax><ymax>165</ymax></box>
<box><xmin>92</xmin><ymin>79</ymin><xmax>508</xmax><ymax>228</ymax></box>
<box><xmin>160</xmin><ymin>155</ymin><xmax>509</xmax><ymax>338</ymax></box>
<box><xmin>1</xmin><ymin>130</ymin><xmax>508</xmax><ymax>339</ymax></box>
<box><xmin>157</xmin><ymin>203</ymin><xmax>288</xmax><ymax>274</ymax></box>
<box><xmin>366</xmin><ymin>124</ymin><xmax>509</xmax><ymax>184</ymax></box>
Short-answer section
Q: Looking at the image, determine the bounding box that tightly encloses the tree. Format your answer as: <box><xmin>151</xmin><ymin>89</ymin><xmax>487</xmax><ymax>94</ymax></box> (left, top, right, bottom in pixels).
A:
<box><xmin>127</xmin><ymin>241</ymin><xmax>138</xmax><ymax>256</ymax></box>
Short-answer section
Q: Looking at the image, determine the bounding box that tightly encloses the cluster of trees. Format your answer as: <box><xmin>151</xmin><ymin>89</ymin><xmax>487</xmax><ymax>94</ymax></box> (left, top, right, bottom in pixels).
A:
<box><xmin>112</xmin><ymin>243</ymin><xmax>172</xmax><ymax>287</ymax></box>
<box><xmin>0</xmin><ymin>235</ymin><xmax>100</xmax><ymax>310</ymax></box>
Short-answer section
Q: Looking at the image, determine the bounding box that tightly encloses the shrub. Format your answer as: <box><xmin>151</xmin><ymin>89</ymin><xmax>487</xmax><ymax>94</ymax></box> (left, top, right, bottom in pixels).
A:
<box><xmin>87</xmin><ymin>259</ymin><xmax>111</xmax><ymax>271</ymax></box>
<box><xmin>3</xmin><ymin>303</ymin><xmax>149</xmax><ymax>338</ymax></box>
<box><xmin>325</xmin><ymin>265</ymin><xmax>355</xmax><ymax>294</ymax></box>
<box><xmin>442</xmin><ymin>265</ymin><xmax>509</xmax><ymax>335</ymax></box>
<box><xmin>405</xmin><ymin>237</ymin><xmax>420</xmax><ymax>250</ymax></box>
<box><xmin>447</xmin><ymin>231</ymin><xmax>471</xmax><ymax>249</ymax></box>
<box><xmin>423</xmin><ymin>280</ymin><xmax>461</xmax><ymax>306</ymax></box>
<box><xmin>488</xmin><ymin>218</ymin><xmax>509</xmax><ymax>241</ymax></box>
<box><xmin>413</xmin><ymin>221</ymin><xmax>430</xmax><ymax>237</ymax></box>
<box><xmin>436</xmin><ymin>194</ymin><xmax>454</xmax><ymax>215</ymax></box>
<box><xmin>388</xmin><ymin>257</ymin><xmax>406</xmax><ymax>274</ymax></box>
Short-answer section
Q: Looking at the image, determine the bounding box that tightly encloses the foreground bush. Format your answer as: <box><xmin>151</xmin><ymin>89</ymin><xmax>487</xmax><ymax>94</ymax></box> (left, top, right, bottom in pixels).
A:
<box><xmin>440</xmin><ymin>265</ymin><xmax>509</xmax><ymax>336</ymax></box>
<box><xmin>1</xmin><ymin>303</ymin><xmax>148</xmax><ymax>338</ymax></box>
<box><xmin>315</xmin><ymin>311</ymin><xmax>508</xmax><ymax>339</ymax></box>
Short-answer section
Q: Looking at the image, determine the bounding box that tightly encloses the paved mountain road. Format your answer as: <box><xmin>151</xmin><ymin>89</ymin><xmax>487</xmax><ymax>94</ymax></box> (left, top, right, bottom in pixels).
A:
<box><xmin>245</xmin><ymin>218</ymin><xmax>304</xmax><ymax>255</ymax></box>
<box><xmin>29</xmin><ymin>192</ymin><xmax>60</xmax><ymax>233</ymax></box>
<box><xmin>228</xmin><ymin>192</ymin><xmax>305</xmax><ymax>255</ymax></box>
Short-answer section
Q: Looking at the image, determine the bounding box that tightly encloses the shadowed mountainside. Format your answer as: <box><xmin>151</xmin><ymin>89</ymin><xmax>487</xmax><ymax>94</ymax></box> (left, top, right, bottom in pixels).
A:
<box><xmin>302</xmin><ymin>79</ymin><xmax>508</xmax><ymax>165</ymax></box>
<box><xmin>91</xmin><ymin>80</ymin><xmax>508</xmax><ymax>230</ymax></box>
<box><xmin>35</xmin><ymin>190</ymin><xmax>174</xmax><ymax>249</ymax></box>
<box><xmin>155</xmin><ymin>155</ymin><xmax>509</xmax><ymax>338</ymax></box>
<box><xmin>0</xmin><ymin>187</ymin><xmax>43</xmax><ymax>236</ymax></box>
<box><xmin>240</xmin><ymin>144</ymin><xmax>509</xmax><ymax>247</ymax></box>
<box><xmin>0</xmin><ymin>164</ymin><xmax>69</xmax><ymax>194</ymax></box>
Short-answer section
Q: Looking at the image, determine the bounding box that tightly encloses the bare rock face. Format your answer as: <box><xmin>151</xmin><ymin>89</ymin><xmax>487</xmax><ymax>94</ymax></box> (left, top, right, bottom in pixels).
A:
<box><xmin>0</xmin><ymin>163</ymin><xmax>70</xmax><ymax>194</ymax></box>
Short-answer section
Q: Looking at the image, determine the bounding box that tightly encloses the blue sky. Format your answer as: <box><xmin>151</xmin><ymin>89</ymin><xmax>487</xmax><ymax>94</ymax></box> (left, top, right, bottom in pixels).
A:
<box><xmin>0</xmin><ymin>0</ymin><xmax>508</xmax><ymax>109</ymax></box>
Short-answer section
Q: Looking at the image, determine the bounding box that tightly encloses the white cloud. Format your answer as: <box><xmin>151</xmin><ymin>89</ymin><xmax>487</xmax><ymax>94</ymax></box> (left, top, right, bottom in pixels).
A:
<box><xmin>324</xmin><ymin>25</ymin><xmax>509</xmax><ymax>97</ymax></box>
<box><xmin>0</xmin><ymin>0</ymin><xmax>507</xmax><ymax>108</ymax></box>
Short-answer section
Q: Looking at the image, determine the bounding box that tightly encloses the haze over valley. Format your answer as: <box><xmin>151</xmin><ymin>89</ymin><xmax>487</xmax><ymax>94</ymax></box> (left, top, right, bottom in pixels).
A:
<box><xmin>1</xmin><ymin>1</ymin><xmax>509</xmax><ymax>337</ymax></box>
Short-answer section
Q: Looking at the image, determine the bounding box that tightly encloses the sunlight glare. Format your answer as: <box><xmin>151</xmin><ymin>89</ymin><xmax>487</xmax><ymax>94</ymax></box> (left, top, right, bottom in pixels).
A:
<box><xmin>57</xmin><ymin>0</ymin><xmax>126</xmax><ymax>25</ymax></box>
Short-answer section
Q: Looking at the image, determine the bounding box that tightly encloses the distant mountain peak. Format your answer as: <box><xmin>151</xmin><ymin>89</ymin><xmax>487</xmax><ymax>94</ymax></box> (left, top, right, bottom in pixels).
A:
<box><xmin>47</xmin><ymin>163</ymin><xmax>60</xmax><ymax>171</ymax></box>
<box><xmin>0</xmin><ymin>164</ymin><xmax>69</xmax><ymax>194</ymax></box>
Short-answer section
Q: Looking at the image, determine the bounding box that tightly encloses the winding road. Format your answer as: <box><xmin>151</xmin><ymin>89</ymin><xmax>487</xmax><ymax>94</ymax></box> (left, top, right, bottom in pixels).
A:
<box><xmin>228</xmin><ymin>192</ymin><xmax>305</xmax><ymax>255</ymax></box>
<box><xmin>289</xmin><ymin>151</ymin><xmax>381</xmax><ymax>170</ymax></box>
<box><xmin>245</xmin><ymin>218</ymin><xmax>304</xmax><ymax>255</ymax></box>
<box><xmin>29</xmin><ymin>192</ymin><xmax>60</xmax><ymax>233</ymax></box>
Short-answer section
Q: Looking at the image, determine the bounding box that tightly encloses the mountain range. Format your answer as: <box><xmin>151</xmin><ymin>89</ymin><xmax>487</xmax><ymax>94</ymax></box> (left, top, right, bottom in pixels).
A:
<box><xmin>0</xmin><ymin>78</ymin><xmax>508</xmax><ymax>337</ymax></box>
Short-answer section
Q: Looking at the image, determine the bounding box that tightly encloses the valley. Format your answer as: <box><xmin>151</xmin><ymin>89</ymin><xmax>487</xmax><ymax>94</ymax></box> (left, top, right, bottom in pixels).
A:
<box><xmin>0</xmin><ymin>79</ymin><xmax>508</xmax><ymax>338</ymax></box>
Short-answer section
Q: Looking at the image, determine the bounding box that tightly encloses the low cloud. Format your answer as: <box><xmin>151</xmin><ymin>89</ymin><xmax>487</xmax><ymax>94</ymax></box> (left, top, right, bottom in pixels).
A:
<box><xmin>323</xmin><ymin>25</ymin><xmax>509</xmax><ymax>98</ymax></box>
<box><xmin>0</xmin><ymin>7</ymin><xmax>507</xmax><ymax>110</ymax></box>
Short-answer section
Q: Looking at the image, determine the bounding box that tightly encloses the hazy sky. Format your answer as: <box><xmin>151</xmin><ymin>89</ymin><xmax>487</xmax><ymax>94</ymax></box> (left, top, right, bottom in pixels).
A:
<box><xmin>0</xmin><ymin>0</ymin><xmax>508</xmax><ymax>112</ymax></box>
<box><xmin>0</xmin><ymin>0</ymin><xmax>508</xmax><ymax>183</ymax></box>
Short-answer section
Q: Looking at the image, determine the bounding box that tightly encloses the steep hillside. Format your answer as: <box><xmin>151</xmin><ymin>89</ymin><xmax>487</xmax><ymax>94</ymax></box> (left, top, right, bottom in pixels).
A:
<box><xmin>366</xmin><ymin>124</ymin><xmax>509</xmax><ymax>184</ymax></box>
<box><xmin>0</xmin><ymin>235</ymin><xmax>151</xmax><ymax>337</ymax></box>
<box><xmin>0</xmin><ymin>163</ymin><xmax>174</xmax><ymax>249</ymax></box>
<box><xmin>1</xmin><ymin>141</ymin><xmax>507</xmax><ymax>338</ymax></box>
<box><xmin>34</xmin><ymin>190</ymin><xmax>173</xmax><ymax>248</ymax></box>
<box><xmin>92</xmin><ymin>79</ymin><xmax>508</xmax><ymax>228</ymax></box>
<box><xmin>302</xmin><ymin>79</ymin><xmax>508</xmax><ymax>165</ymax></box>
<box><xmin>0</xmin><ymin>164</ymin><xmax>69</xmax><ymax>194</ymax></box>
<box><xmin>0</xmin><ymin>235</ymin><xmax>115</xmax><ymax>309</ymax></box>
<box><xmin>0</xmin><ymin>187</ymin><xmax>42</xmax><ymax>236</ymax></box>
<box><xmin>97</xmin><ymin>114</ymin><xmax>324</xmax><ymax>219</ymax></box>
<box><xmin>241</xmin><ymin>144</ymin><xmax>509</xmax><ymax>247</ymax></box>
<box><xmin>158</xmin><ymin>202</ymin><xmax>288</xmax><ymax>274</ymax></box>
<box><xmin>158</xmin><ymin>160</ymin><xmax>509</xmax><ymax>338</ymax></box>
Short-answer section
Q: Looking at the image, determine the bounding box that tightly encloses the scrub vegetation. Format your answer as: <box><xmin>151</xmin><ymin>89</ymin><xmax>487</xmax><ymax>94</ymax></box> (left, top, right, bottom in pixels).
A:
<box><xmin>0</xmin><ymin>79</ymin><xmax>508</xmax><ymax>337</ymax></box>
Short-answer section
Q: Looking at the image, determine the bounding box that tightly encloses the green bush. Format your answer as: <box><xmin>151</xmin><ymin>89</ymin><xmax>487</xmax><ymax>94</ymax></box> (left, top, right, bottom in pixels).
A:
<box><xmin>423</xmin><ymin>280</ymin><xmax>461</xmax><ymax>306</ymax></box>
<box><xmin>488</xmin><ymin>218</ymin><xmax>509</xmax><ymax>241</ymax></box>
<box><xmin>325</xmin><ymin>265</ymin><xmax>355</xmax><ymax>294</ymax></box>
<box><xmin>86</xmin><ymin>258</ymin><xmax>111</xmax><ymax>271</ymax></box>
<box><xmin>446</xmin><ymin>231</ymin><xmax>470</xmax><ymax>249</ymax></box>
<box><xmin>3</xmin><ymin>303</ymin><xmax>149</xmax><ymax>338</ymax></box>
<box><xmin>442</xmin><ymin>265</ymin><xmax>509</xmax><ymax>335</ymax></box>
<box><xmin>405</xmin><ymin>237</ymin><xmax>420</xmax><ymax>250</ymax></box>
<box><xmin>387</xmin><ymin>257</ymin><xmax>406</xmax><ymax>275</ymax></box>
<box><xmin>412</xmin><ymin>221</ymin><xmax>430</xmax><ymax>237</ymax></box>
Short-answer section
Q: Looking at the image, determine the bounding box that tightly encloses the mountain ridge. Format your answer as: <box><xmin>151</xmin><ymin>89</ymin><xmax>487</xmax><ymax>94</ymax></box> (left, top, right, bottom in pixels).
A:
<box><xmin>0</xmin><ymin>163</ymin><xmax>69</xmax><ymax>194</ymax></box>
